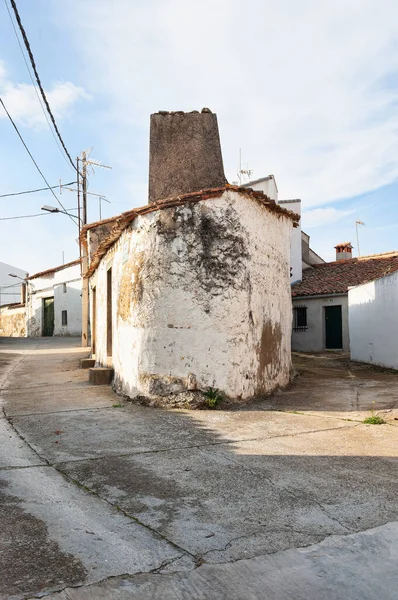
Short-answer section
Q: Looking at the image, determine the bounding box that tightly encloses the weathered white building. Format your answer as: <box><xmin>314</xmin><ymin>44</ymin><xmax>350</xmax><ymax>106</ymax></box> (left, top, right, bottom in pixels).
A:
<box><xmin>84</xmin><ymin>109</ymin><xmax>299</xmax><ymax>403</ymax></box>
<box><xmin>242</xmin><ymin>178</ymin><xmax>304</xmax><ymax>284</ymax></box>
<box><xmin>26</xmin><ymin>259</ymin><xmax>82</xmax><ymax>337</ymax></box>
<box><xmin>349</xmin><ymin>267</ymin><xmax>398</xmax><ymax>369</ymax></box>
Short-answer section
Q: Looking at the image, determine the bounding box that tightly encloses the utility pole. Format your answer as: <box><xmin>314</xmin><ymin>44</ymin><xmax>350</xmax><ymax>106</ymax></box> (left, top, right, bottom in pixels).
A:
<box><xmin>80</xmin><ymin>150</ymin><xmax>89</xmax><ymax>347</ymax></box>
<box><xmin>79</xmin><ymin>150</ymin><xmax>112</xmax><ymax>349</ymax></box>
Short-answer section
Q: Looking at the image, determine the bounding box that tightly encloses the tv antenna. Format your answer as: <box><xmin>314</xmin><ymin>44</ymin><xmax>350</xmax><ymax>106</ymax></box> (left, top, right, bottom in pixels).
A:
<box><xmin>355</xmin><ymin>220</ymin><xmax>365</xmax><ymax>257</ymax></box>
<box><xmin>237</xmin><ymin>148</ymin><xmax>254</xmax><ymax>185</ymax></box>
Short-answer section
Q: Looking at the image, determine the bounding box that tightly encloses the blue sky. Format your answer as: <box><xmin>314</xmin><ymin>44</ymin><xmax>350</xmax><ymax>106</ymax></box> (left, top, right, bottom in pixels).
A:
<box><xmin>1</xmin><ymin>0</ymin><xmax>398</xmax><ymax>272</ymax></box>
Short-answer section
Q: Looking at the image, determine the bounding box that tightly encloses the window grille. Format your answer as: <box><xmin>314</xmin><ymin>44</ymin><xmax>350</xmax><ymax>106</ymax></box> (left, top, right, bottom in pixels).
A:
<box><xmin>293</xmin><ymin>305</ymin><xmax>307</xmax><ymax>331</ymax></box>
<box><xmin>61</xmin><ymin>310</ymin><xmax>68</xmax><ymax>326</ymax></box>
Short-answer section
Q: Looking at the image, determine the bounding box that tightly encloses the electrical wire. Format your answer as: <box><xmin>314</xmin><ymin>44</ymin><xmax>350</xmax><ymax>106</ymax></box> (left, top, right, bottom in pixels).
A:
<box><xmin>3</xmin><ymin>0</ymin><xmax>77</xmax><ymax>174</ymax></box>
<box><xmin>0</xmin><ymin>208</ymin><xmax>77</xmax><ymax>221</ymax></box>
<box><xmin>0</xmin><ymin>182</ymin><xmax>76</xmax><ymax>199</ymax></box>
<box><xmin>9</xmin><ymin>0</ymin><xmax>79</xmax><ymax>174</ymax></box>
<box><xmin>0</xmin><ymin>96</ymin><xmax>77</xmax><ymax>226</ymax></box>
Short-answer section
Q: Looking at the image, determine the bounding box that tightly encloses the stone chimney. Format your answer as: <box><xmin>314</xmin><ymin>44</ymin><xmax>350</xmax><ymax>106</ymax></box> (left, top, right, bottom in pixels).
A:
<box><xmin>148</xmin><ymin>108</ymin><xmax>227</xmax><ymax>203</ymax></box>
<box><xmin>335</xmin><ymin>242</ymin><xmax>353</xmax><ymax>261</ymax></box>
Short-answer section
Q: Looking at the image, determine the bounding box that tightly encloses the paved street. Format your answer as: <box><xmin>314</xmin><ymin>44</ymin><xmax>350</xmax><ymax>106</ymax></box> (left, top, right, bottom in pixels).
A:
<box><xmin>1</xmin><ymin>338</ymin><xmax>397</xmax><ymax>599</ymax></box>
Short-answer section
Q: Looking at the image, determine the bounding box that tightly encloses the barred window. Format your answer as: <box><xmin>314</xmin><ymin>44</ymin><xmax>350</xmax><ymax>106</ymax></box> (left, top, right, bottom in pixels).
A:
<box><xmin>61</xmin><ymin>310</ymin><xmax>68</xmax><ymax>326</ymax></box>
<box><xmin>293</xmin><ymin>305</ymin><xmax>307</xmax><ymax>331</ymax></box>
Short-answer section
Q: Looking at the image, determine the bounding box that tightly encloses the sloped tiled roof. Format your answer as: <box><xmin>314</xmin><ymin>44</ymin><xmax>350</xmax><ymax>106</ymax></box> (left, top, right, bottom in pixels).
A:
<box><xmin>27</xmin><ymin>259</ymin><xmax>81</xmax><ymax>281</ymax></box>
<box><xmin>83</xmin><ymin>185</ymin><xmax>300</xmax><ymax>278</ymax></box>
<box><xmin>292</xmin><ymin>252</ymin><xmax>398</xmax><ymax>297</ymax></box>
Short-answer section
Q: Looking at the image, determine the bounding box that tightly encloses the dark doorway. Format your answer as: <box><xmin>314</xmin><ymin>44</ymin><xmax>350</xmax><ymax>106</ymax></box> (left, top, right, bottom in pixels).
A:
<box><xmin>42</xmin><ymin>297</ymin><xmax>54</xmax><ymax>336</ymax></box>
<box><xmin>324</xmin><ymin>305</ymin><xmax>343</xmax><ymax>349</ymax></box>
<box><xmin>106</xmin><ymin>269</ymin><xmax>112</xmax><ymax>357</ymax></box>
<box><xmin>92</xmin><ymin>287</ymin><xmax>97</xmax><ymax>355</ymax></box>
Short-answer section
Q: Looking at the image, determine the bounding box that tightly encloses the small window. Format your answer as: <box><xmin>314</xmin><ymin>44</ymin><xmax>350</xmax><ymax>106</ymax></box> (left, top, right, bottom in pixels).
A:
<box><xmin>61</xmin><ymin>310</ymin><xmax>68</xmax><ymax>326</ymax></box>
<box><xmin>293</xmin><ymin>305</ymin><xmax>307</xmax><ymax>331</ymax></box>
<box><xmin>63</xmin><ymin>283</ymin><xmax>67</xmax><ymax>293</ymax></box>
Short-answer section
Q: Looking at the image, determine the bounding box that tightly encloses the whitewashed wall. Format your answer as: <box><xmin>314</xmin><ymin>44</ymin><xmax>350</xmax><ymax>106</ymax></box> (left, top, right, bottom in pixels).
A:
<box><xmin>242</xmin><ymin>178</ymin><xmax>302</xmax><ymax>284</ymax></box>
<box><xmin>279</xmin><ymin>200</ymin><xmax>302</xmax><ymax>284</ymax></box>
<box><xmin>349</xmin><ymin>271</ymin><xmax>398</xmax><ymax>369</ymax></box>
<box><xmin>27</xmin><ymin>263</ymin><xmax>82</xmax><ymax>336</ymax></box>
<box><xmin>91</xmin><ymin>190</ymin><xmax>293</xmax><ymax>401</ymax></box>
<box><xmin>244</xmin><ymin>176</ymin><xmax>278</xmax><ymax>201</ymax></box>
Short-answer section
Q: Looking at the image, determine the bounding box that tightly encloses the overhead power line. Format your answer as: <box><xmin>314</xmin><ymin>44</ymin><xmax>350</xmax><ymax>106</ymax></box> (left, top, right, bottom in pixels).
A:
<box><xmin>3</xmin><ymin>0</ymin><xmax>76</xmax><ymax>173</ymax></box>
<box><xmin>0</xmin><ymin>208</ymin><xmax>77</xmax><ymax>221</ymax></box>
<box><xmin>0</xmin><ymin>182</ymin><xmax>76</xmax><ymax>199</ymax></box>
<box><xmin>9</xmin><ymin>0</ymin><xmax>78</xmax><ymax>174</ymax></box>
<box><xmin>0</xmin><ymin>97</ymin><xmax>76</xmax><ymax>225</ymax></box>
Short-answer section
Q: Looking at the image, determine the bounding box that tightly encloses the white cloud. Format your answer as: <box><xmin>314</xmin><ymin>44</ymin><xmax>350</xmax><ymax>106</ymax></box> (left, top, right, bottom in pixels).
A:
<box><xmin>55</xmin><ymin>0</ymin><xmax>398</xmax><ymax>209</ymax></box>
<box><xmin>0</xmin><ymin>63</ymin><xmax>89</xmax><ymax>129</ymax></box>
<box><xmin>302</xmin><ymin>207</ymin><xmax>355</xmax><ymax>229</ymax></box>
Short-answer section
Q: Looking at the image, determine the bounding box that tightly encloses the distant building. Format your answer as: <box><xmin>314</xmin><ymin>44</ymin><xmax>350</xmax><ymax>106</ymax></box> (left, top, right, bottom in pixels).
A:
<box><xmin>291</xmin><ymin>245</ymin><xmax>398</xmax><ymax>352</ymax></box>
<box><xmin>26</xmin><ymin>259</ymin><xmax>82</xmax><ymax>337</ymax></box>
<box><xmin>0</xmin><ymin>261</ymin><xmax>27</xmax><ymax>306</ymax></box>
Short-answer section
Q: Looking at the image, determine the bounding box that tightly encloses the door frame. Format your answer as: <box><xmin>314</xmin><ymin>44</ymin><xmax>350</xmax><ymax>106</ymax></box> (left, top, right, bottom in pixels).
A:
<box><xmin>42</xmin><ymin>296</ymin><xmax>55</xmax><ymax>337</ymax></box>
<box><xmin>324</xmin><ymin>304</ymin><xmax>343</xmax><ymax>349</ymax></box>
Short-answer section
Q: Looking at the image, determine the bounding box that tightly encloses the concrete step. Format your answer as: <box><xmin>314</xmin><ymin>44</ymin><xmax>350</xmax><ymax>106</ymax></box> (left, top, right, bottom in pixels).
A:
<box><xmin>81</xmin><ymin>358</ymin><xmax>96</xmax><ymax>369</ymax></box>
<box><xmin>89</xmin><ymin>367</ymin><xmax>114</xmax><ymax>385</ymax></box>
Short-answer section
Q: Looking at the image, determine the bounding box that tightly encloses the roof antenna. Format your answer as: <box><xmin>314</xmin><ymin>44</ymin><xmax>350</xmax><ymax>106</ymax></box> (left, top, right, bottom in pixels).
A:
<box><xmin>355</xmin><ymin>220</ymin><xmax>365</xmax><ymax>257</ymax></box>
<box><xmin>237</xmin><ymin>148</ymin><xmax>254</xmax><ymax>185</ymax></box>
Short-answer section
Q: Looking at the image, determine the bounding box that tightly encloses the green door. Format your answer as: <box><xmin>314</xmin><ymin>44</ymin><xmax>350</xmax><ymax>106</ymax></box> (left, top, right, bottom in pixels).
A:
<box><xmin>324</xmin><ymin>305</ymin><xmax>342</xmax><ymax>349</ymax></box>
<box><xmin>43</xmin><ymin>297</ymin><xmax>54</xmax><ymax>336</ymax></box>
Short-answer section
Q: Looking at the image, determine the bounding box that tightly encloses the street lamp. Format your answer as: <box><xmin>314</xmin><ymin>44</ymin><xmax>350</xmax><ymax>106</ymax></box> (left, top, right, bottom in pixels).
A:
<box><xmin>8</xmin><ymin>273</ymin><xmax>28</xmax><ymax>306</ymax></box>
<box><xmin>41</xmin><ymin>205</ymin><xmax>82</xmax><ymax>226</ymax></box>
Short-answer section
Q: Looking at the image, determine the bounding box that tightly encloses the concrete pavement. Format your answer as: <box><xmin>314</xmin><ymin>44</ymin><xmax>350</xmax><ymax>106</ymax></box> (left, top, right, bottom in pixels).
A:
<box><xmin>0</xmin><ymin>338</ymin><xmax>397</xmax><ymax>599</ymax></box>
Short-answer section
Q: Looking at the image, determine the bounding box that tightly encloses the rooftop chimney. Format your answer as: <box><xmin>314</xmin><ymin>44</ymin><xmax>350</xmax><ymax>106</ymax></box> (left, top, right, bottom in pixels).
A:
<box><xmin>335</xmin><ymin>242</ymin><xmax>353</xmax><ymax>261</ymax></box>
<box><xmin>148</xmin><ymin>108</ymin><xmax>226</xmax><ymax>204</ymax></box>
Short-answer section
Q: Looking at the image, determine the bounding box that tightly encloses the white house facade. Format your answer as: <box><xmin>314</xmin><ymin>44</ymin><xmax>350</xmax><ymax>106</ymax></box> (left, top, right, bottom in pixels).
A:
<box><xmin>349</xmin><ymin>268</ymin><xmax>398</xmax><ymax>369</ymax></box>
<box><xmin>26</xmin><ymin>259</ymin><xmax>82</xmax><ymax>337</ymax></box>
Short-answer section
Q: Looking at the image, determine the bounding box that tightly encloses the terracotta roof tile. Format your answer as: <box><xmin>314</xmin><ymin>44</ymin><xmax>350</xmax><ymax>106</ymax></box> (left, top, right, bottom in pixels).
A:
<box><xmin>27</xmin><ymin>259</ymin><xmax>81</xmax><ymax>281</ymax></box>
<box><xmin>292</xmin><ymin>252</ymin><xmax>398</xmax><ymax>297</ymax></box>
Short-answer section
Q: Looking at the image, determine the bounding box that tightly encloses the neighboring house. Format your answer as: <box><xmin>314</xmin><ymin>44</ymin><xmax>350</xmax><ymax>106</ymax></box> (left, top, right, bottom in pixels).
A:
<box><xmin>301</xmin><ymin>230</ymin><xmax>325</xmax><ymax>270</ymax></box>
<box><xmin>0</xmin><ymin>261</ymin><xmax>28</xmax><ymax>306</ymax></box>
<box><xmin>349</xmin><ymin>268</ymin><xmax>398</xmax><ymax>369</ymax></box>
<box><xmin>83</xmin><ymin>109</ymin><xmax>300</xmax><ymax>403</ymax></box>
<box><xmin>26</xmin><ymin>259</ymin><xmax>82</xmax><ymax>337</ymax></box>
<box><xmin>291</xmin><ymin>245</ymin><xmax>398</xmax><ymax>352</ymax></box>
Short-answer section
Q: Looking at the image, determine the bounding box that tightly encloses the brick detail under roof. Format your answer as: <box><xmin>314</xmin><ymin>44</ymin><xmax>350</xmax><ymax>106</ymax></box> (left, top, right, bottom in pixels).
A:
<box><xmin>292</xmin><ymin>252</ymin><xmax>398</xmax><ymax>297</ymax></box>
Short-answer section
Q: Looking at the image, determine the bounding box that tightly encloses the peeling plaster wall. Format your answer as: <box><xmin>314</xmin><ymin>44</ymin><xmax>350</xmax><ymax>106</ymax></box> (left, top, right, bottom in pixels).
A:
<box><xmin>91</xmin><ymin>190</ymin><xmax>293</xmax><ymax>400</ymax></box>
<box><xmin>27</xmin><ymin>264</ymin><xmax>82</xmax><ymax>337</ymax></box>
<box><xmin>0</xmin><ymin>305</ymin><xmax>26</xmax><ymax>337</ymax></box>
